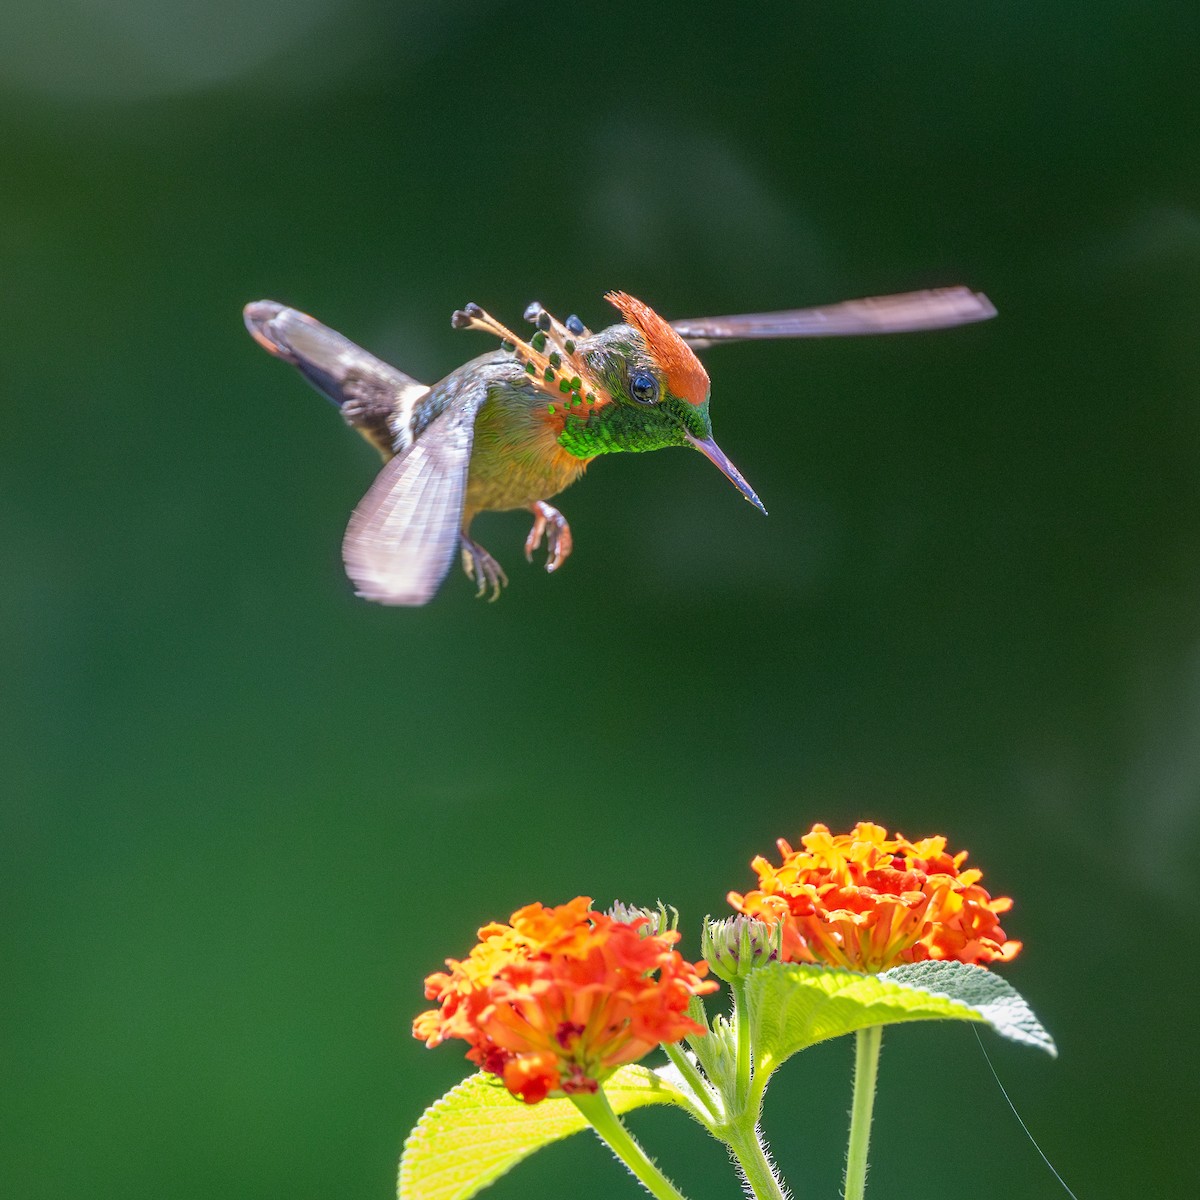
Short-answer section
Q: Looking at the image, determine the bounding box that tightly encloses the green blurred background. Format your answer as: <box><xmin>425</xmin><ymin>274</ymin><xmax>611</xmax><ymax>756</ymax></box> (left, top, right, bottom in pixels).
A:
<box><xmin>3</xmin><ymin>2</ymin><xmax>1197</xmax><ymax>1197</ymax></box>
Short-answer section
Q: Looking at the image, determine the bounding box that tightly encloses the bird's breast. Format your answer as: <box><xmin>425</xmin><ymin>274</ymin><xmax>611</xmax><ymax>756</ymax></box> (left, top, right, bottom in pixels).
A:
<box><xmin>464</xmin><ymin>382</ymin><xmax>592</xmax><ymax>514</ymax></box>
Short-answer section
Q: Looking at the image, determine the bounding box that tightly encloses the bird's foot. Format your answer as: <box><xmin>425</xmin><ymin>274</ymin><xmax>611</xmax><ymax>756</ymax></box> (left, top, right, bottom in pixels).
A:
<box><xmin>524</xmin><ymin>502</ymin><xmax>573</xmax><ymax>573</ymax></box>
<box><xmin>460</xmin><ymin>536</ymin><xmax>508</xmax><ymax>601</ymax></box>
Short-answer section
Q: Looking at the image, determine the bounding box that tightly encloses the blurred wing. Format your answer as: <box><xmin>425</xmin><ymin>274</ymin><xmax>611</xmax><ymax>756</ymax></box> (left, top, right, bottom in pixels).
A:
<box><xmin>244</xmin><ymin>300</ymin><xmax>429</xmax><ymax>457</ymax></box>
<box><xmin>341</xmin><ymin>386</ymin><xmax>485</xmax><ymax>606</ymax></box>
<box><xmin>671</xmin><ymin>287</ymin><xmax>997</xmax><ymax>349</ymax></box>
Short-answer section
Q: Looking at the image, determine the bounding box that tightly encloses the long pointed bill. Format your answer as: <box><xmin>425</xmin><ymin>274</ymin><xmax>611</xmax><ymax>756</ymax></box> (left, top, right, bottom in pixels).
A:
<box><xmin>685</xmin><ymin>432</ymin><xmax>767</xmax><ymax>515</ymax></box>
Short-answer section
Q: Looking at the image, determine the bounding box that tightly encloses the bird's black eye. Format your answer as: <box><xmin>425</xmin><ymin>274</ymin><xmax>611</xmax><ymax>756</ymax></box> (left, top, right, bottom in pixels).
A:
<box><xmin>630</xmin><ymin>371</ymin><xmax>659</xmax><ymax>404</ymax></box>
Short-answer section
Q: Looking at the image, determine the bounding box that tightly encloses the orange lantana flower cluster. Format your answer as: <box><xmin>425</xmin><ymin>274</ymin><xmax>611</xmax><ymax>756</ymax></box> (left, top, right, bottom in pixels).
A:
<box><xmin>413</xmin><ymin>897</ymin><xmax>717</xmax><ymax>1104</ymax></box>
<box><xmin>728</xmin><ymin>822</ymin><xmax>1022</xmax><ymax>973</ymax></box>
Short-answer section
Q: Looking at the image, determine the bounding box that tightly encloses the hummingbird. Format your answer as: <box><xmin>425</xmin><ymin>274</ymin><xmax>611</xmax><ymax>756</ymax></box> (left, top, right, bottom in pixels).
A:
<box><xmin>243</xmin><ymin>287</ymin><xmax>995</xmax><ymax>606</ymax></box>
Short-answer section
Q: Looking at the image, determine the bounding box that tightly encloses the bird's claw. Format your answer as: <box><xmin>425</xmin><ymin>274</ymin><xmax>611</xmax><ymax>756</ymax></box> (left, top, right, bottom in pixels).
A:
<box><xmin>524</xmin><ymin>502</ymin><xmax>573</xmax><ymax>574</ymax></box>
<box><xmin>460</xmin><ymin>536</ymin><xmax>508</xmax><ymax>601</ymax></box>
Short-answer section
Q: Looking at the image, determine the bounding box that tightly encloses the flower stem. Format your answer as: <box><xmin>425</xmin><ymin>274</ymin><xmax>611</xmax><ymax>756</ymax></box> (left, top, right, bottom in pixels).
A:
<box><xmin>661</xmin><ymin>1042</ymin><xmax>722</xmax><ymax>1125</ymax></box>
<box><xmin>571</xmin><ymin>1089</ymin><xmax>692</xmax><ymax>1200</ymax></box>
<box><xmin>725</xmin><ymin>1120</ymin><xmax>789</xmax><ymax>1200</ymax></box>
<box><xmin>731</xmin><ymin>979</ymin><xmax>752</xmax><ymax>1111</ymax></box>
<box><xmin>843</xmin><ymin>1025</ymin><xmax>883</xmax><ymax>1200</ymax></box>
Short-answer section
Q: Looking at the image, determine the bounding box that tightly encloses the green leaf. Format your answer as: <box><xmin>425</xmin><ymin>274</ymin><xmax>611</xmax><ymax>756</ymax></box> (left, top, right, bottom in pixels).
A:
<box><xmin>882</xmin><ymin>961</ymin><xmax>1057</xmax><ymax>1055</ymax></box>
<box><xmin>398</xmin><ymin>1066</ymin><xmax>688</xmax><ymax>1200</ymax></box>
<box><xmin>747</xmin><ymin>960</ymin><xmax>1056</xmax><ymax>1079</ymax></box>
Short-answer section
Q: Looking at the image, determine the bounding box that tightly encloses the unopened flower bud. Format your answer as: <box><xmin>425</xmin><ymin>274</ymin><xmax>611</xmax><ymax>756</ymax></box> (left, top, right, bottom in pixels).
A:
<box><xmin>607</xmin><ymin>900</ymin><xmax>679</xmax><ymax>938</ymax></box>
<box><xmin>701</xmin><ymin>915</ymin><xmax>782</xmax><ymax>982</ymax></box>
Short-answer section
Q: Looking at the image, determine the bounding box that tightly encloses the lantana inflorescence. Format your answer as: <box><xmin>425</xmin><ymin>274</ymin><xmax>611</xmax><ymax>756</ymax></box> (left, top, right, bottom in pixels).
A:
<box><xmin>413</xmin><ymin>896</ymin><xmax>717</xmax><ymax>1104</ymax></box>
<box><xmin>727</xmin><ymin>821</ymin><xmax>1021</xmax><ymax>973</ymax></box>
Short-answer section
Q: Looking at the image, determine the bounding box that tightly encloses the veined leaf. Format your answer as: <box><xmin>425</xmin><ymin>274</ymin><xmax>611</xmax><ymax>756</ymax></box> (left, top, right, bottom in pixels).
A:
<box><xmin>398</xmin><ymin>1065</ymin><xmax>688</xmax><ymax>1200</ymax></box>
<box><xmin>882</xmin><ymin>961</ymin><xmax>1057</xmax><ymax>1055</ymax></box>
<box><xmin>747</xmin><ymin>960</ymin><xmax>1056</xmax><ymax>1078</ymax></box>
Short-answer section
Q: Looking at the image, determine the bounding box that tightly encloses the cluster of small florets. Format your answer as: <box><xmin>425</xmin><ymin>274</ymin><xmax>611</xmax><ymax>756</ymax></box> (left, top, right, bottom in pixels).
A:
<box><xmin>416</xmin><ymin>823</ymin><xmax>1021</xmax><ymax>1101</ymax></box>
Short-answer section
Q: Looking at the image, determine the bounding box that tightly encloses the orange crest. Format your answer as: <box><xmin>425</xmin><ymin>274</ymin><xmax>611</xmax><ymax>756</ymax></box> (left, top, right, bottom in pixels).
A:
<box><xmin>605</xmin><ymin>291</ymin><xmax>710</xmax><ymax>406</ymax></box>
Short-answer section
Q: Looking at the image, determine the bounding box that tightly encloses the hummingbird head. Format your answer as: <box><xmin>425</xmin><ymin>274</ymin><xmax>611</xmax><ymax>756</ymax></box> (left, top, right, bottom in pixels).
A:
<box><xmin>450</xmin><ymin>292</ymin><xmax>766</xmax><ymax>513</ymax></box>
<box><xmin>560</xmin><ymin>292</ymin><xmax>766</xmax><ymax>513</ymax></box>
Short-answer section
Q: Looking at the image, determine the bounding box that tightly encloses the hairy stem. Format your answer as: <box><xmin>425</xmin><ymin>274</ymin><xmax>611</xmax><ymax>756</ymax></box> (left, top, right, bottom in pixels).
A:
<box><xmin>661</xmin><ymin>1043</ymin><xmax>722</xmax><ymax>1125</ymax></box>
<box><xmin>725</xmin><ymin>1119</ymin><xmax>790</xmax><ymax>1200</ymax></box>
<box><xmin>571</xmin><ymin>1089</ymin><xmax>692</xmax><ymax>1200</ymax></box>
<box><xmin>731</xmin><ymin>979</ymin><xmax>752</xmax><ymax>1112</ymax></box>
<box><xmin>843</xmin><ymin>1026</ymin><xmax>883</xmax><ymax>1200</ymax></box>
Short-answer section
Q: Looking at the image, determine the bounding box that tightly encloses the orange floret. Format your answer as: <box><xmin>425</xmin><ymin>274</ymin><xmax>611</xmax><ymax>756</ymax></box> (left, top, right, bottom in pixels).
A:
<box><xmin>414</xmin><ymin>897</ymin><xmax>717</xmax><ymax>1104</ymax></box>
<box><xmin>727</xmin><ymin>822</ymin><xmax>1021</xmax><ymax>974</ymax></box>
